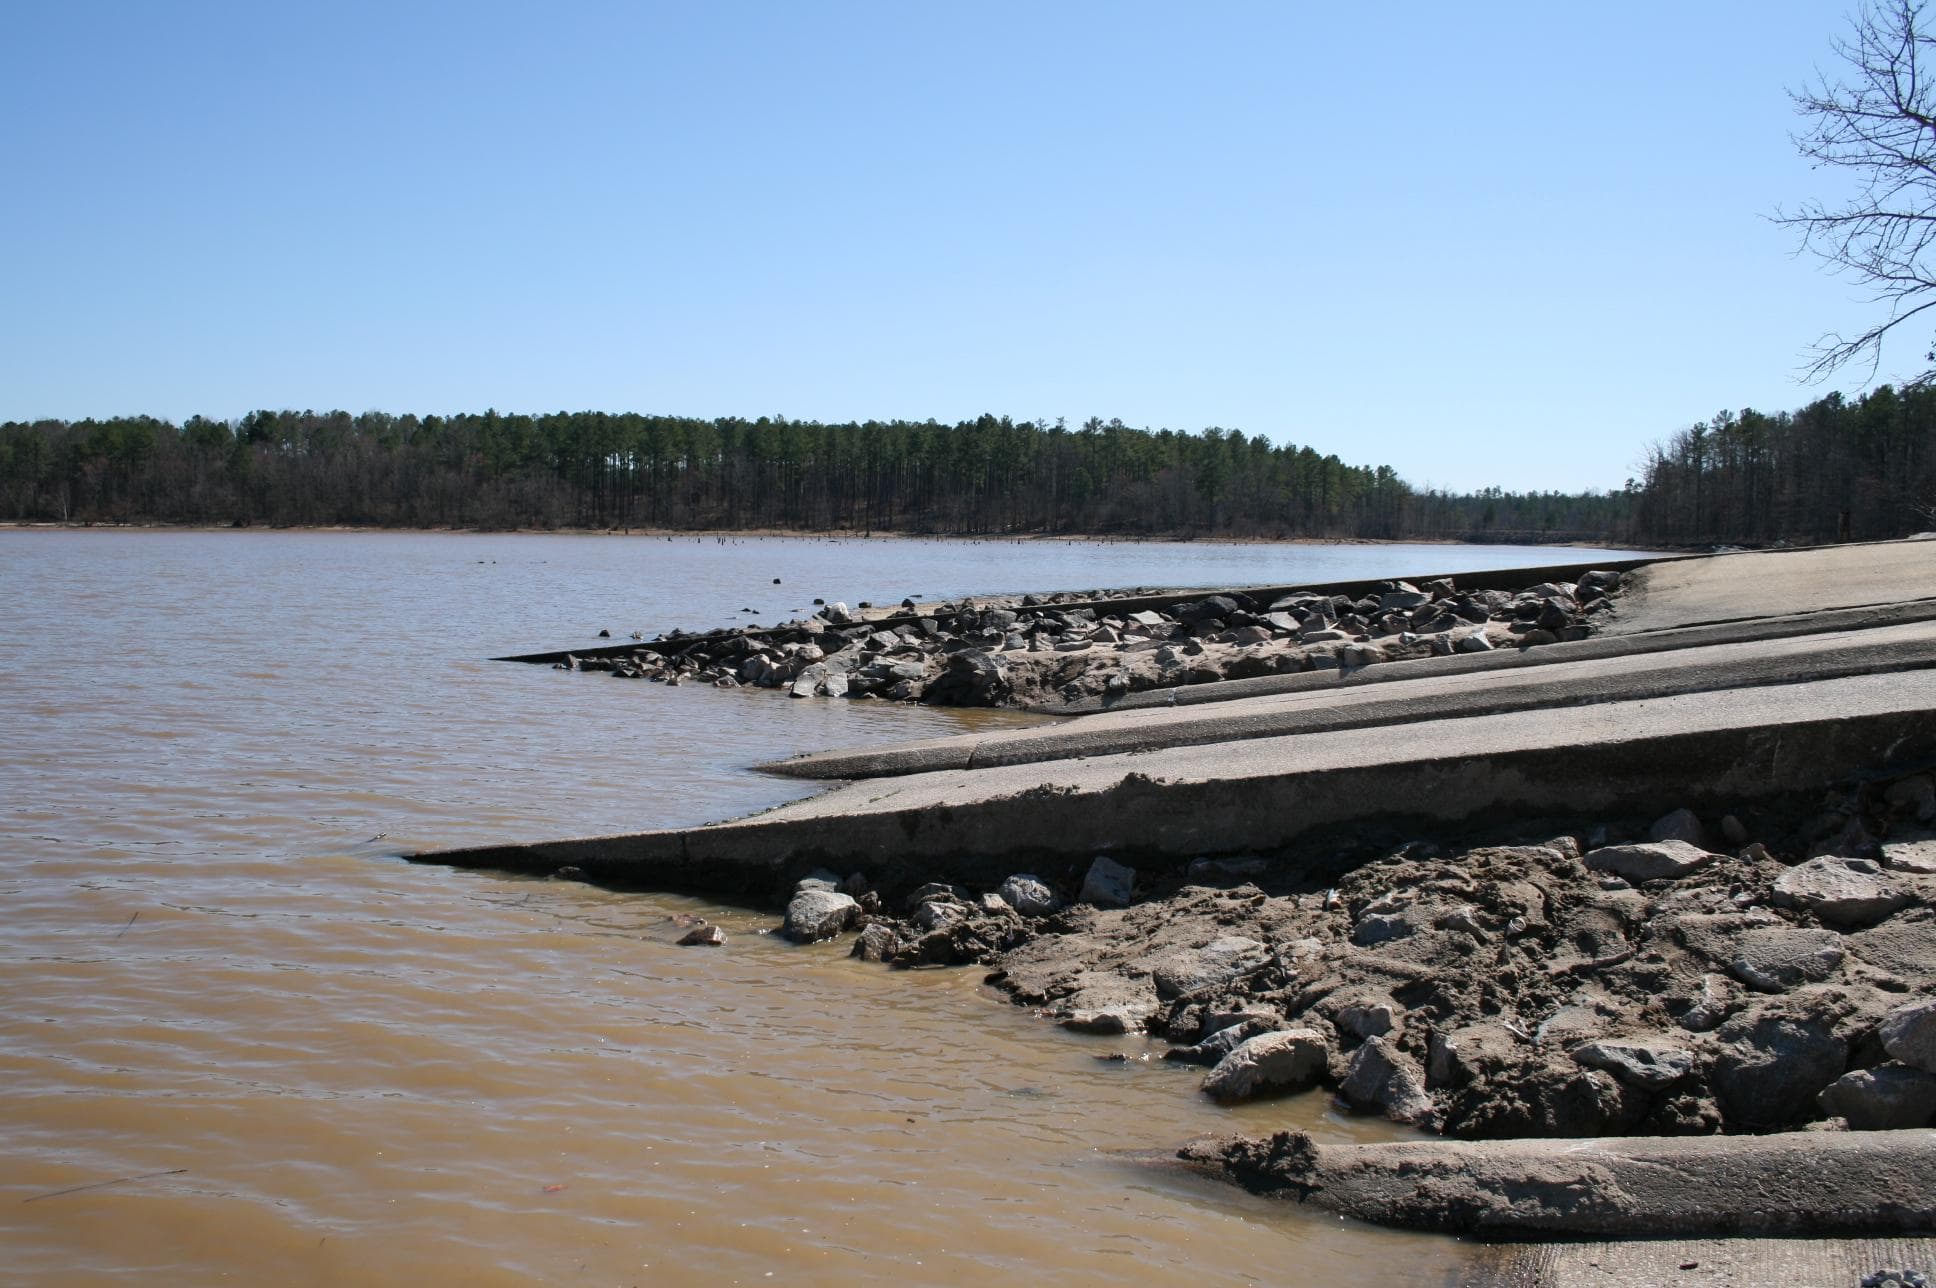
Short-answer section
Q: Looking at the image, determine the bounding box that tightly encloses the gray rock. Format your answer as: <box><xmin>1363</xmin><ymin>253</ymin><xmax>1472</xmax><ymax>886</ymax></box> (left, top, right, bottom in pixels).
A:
<box><xmin>1584</xmin><ymin>840</ymin><xmax>1717</xmax><ymax>883</ymax></box>
<box><xmin>1773</xmin><ymin>856</ymin><xmax>1910</xmax><ymax>927</ymax></box>
<box><xmin>1150</xmin><ymin>936</ymin><xmax>1266</xmax><ymax>1000</ymax></box>
<box><xmin>1879</xmin><ymin>998</ymin><xmax>1936</xmax><ymax>1073</ymax></box>
<box><xmin>1571</xmin><ymin>1039</ymin><xmax>1695</xmax><ymax>1091</ymax></box>
<box><xmin>1882</xmin><ymin>832</ymin><xmax>1936</xmax><ymax>875</ymax></box>
<box><xmin>1819</xmin><ymin>1064</ymin><xmax>1936</xmax><ymax>1130</ymax></box>
<box><xmin>1648</xmin><ymin>808</ymin><xmax>1707</xmax><ymax>846</ymax></box>
<box><xmin>1378</xmin><ymin>590</ymin><xmax>1431</xmax><ymax>611</ymax></box>
<box><xmin>1728</xmin><ymin>926</ymin><xmax>1847</xmax><ymax>992</ymax></box>
<box><xmin>1577</xmin><ymin>569</ymin><xmax>1623</xmax><ymax>597</ymax></box>
<box><xmin>1079</xmin><ymin>855</ymin><xmax>1136</xmax><ymax>908</ymax></box>
<box><xmin>912</xmin><ymin>899</ymin><xmax>968</xmax><ymax>931</ymax></box>
<box><xmin>1453</xmin><ymin>630</ymin><xmax>1494</xmax><ymax>653</ymax></box>
<box><xmin>677</xmin><ymin>924</ymin><xmax>726</xmax><ymax>947</ymax></box>
<box><xmin>1340</xmin><ymin>1036</ymin><xmax>1434</xmax><ymax>1125</ymax></box>
<box><xmin>1336</xmin><ymin>1001</ymin><xmax>1398</xmax><ymax>1040</ymax></box>
<box><xmin>783</xmin><ymin>889</ymin><xmax>859</xmax><ymax>942</ymax></box>
<box><xmin>821</xmin><ymin>670</ymin><xmax>850</xmax><ymax>698</ymax></box>
<box><xmin>922</xmin><ymin>649</ymin><xmax>1011</xmax><ymax>706</ymax></box>
<box><xmin>1201</xmin><ymin>1029</ymin><xmax>1329</xmax><ymax>1102</ymax></box>
<box><xmin>904</xmin><ymin>882</ymin><xmax>965</xmax><ymax>910</ymax></box>
<box><xmin>1712</xmin><ymin>1012</ymin><xmax>1848</xmax><ymax>1128</ymax></box>
<box><xmin>1339</xmin><ymin>642</ymin><xmax>1384</xmax><ymax>668</ymax></box>
<box><xmin>795</xmin><ymin>870</ymin><xmax>841</xmax><ymax>894</ymax></box>
<box><xmin>1885</xmin><ymin>774</ymin><xmax>1936</xmax><ymax>823</ymax></box>
<box><xmin>1185</xmin><ymin>856</ymin><xmax>1268</xmax><ymax>882</ymax></box>
<box><xmin>849</xmin><ymin>922</ymin><xmax>900</xmax><ymax>962</ymax></box>
<box><xmin>1128</xmin><ymin>610</ymin><xmax>1169</xmax><ymax>630</ymax></box>
<box><xmin>997</xmin><ymin>874</ymin><xmax>1060</xmax><ymax>917</ymax></box>
<box><xmin>1352</xmin><ymin>905</ymin><xmax>1421</xmax><ymax>946</ymax></box>
<box><xmin>789</xmin><ymin>662</ymin><xmax>829</xmax><ymax>698</ymax></box>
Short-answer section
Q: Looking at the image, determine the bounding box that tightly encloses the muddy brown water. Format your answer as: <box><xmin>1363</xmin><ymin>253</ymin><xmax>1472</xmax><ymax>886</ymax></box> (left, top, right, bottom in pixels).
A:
<box><xmin>0</xmin><ymin>531</ymin><xmax>1653</xmax><ymax>1285</ymax></box>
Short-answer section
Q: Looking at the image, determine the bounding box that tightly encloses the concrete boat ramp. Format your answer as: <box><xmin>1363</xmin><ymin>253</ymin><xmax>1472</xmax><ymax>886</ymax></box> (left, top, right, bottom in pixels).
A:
<box><xmin>417</xmin><ymin>538</ymin><xmax>1936</xmax><ymax>902</ymax></box>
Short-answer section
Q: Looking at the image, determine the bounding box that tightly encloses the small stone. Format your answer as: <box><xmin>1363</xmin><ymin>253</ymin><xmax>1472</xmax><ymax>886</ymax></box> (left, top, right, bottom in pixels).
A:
<box><xmin>996</xmin><ymin>874</ymin><xmax>1060</xmax><ymax>916</ymax></box>
<box><xmin>1584</xmin><ymin>840</ymin><xmax>1717</xmax><ymax>882</ymax></box>
<box><xmin>677</xmin><ymin>924</ymin><xmax>726</xmax><ymax>947</ymax></box>
<box><xmin>1720</xmin><ymin>814</ymin><xmax>1750</xmax><ymax>846</ymax></box>
<box><xmin>1454</xmin><ymin>630</ymin><xmax>1493</xmax><ymax>654</ymax></box>
<box><xmin>903</xmin><ymin>882</ymin><xmax>965</xmax><ymax>911</ymax></box>
<box><xmin>1772</xmin><ymin>856</ymin><xmax>1910</xmax><ymax>927</ymax></box>
<box><xmin>1200</xmin><ymin>1029</ymin><xmax>1329</xmax><ymax>1103</ymax></box>
<box><xmin>1079</xmin><ymin>855</ymin><xmax>1136</xmax><ymax>908</ymax></box>
<box><xmin>1880</xmin><ymin>998</ymin><xmax>1936</xmax><ymax>1073</ymax></box>
<box><xmin>1336</xmin><ymin>1001</ymin><xmax>1397</xmax><ymax>1040</ymax></box>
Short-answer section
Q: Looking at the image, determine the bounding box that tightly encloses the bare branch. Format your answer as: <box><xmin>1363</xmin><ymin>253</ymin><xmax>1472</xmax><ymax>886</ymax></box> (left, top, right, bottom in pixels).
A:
<box><xmin>1786</xmin><ymin>0</ymin><xmax>1936</xmax><ymax>381</ymax></box>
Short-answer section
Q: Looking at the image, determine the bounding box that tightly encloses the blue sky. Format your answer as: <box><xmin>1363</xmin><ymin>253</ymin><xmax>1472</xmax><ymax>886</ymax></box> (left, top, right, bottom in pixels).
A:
<box><xmin>0</xmin><ymin>2</ymin><xmax>1898</xmax><ymax>491</ymax></box>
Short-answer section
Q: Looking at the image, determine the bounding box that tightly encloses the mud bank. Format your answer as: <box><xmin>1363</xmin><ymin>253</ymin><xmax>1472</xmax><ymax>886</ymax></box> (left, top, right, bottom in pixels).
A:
<box><xmin>1173</xmin><ymin>1127</ymin><xmax>1936</xmax><ymax>1237</ymax></box>
<box><xmin>506</xmin><ymin>565</ymin><xmax>1631</xmax><ymax>710</ymax></box>
<box><xmin>770</xmin><ymin>766</ymin><xmax>1936</xmax><ymax>1159</ymax></box>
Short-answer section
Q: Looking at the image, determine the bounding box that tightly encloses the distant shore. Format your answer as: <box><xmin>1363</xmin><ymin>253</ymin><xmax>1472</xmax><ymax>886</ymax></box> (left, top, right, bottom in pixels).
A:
<box><xmin>0</xmin><ymin>519</ymin><xmax>1665</xmax><ymax>550</ymax></box>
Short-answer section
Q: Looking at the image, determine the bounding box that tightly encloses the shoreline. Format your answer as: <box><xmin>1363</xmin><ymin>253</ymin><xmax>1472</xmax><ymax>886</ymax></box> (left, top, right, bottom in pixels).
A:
<box><xmin>415</xmin><ymin>537</ymin><xmax>1936</xmax><ymax>1256</ymax></box>
<box><xmin>0</xmin><ymin>518</ymin><xmax>1674</xmax><ymax>551</ymax></box>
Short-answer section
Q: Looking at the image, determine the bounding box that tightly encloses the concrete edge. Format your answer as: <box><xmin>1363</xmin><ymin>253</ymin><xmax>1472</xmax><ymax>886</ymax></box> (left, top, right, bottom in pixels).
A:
<box><xmin>762</xmin><ymin>634</ymin><xmax>1936</xmax><ymax>780</ymax></box>
<box><xmin>411</xmin><ymin>685</ymin><xmax>1936</xmax><ymax>904</ymax></box>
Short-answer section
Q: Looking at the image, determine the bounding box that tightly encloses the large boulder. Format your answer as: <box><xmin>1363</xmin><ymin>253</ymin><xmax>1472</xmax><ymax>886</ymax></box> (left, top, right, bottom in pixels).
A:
<box><xmin>1172</xmin><ymin>595</ymin><xmax>1240</xmax><ymax>624</ymax></box>
<box><xmin>783</xmin><ymin>889</ymin><xmax>859</xmax><ymax>943</ymax></box>
<box><xmin>1711</xmin><ymin>1011</ymin><xmax>1847</xmax><ymax>1128</ymax></box>
<box><xmin>1773</xmin><ymin>856</ymin><xmax>1911</xmax><ymax>927</ymax></box>
<box><xmin>1570</xmin><ymin>1039</ymin><xmax>1695</xmax><ymax>1092</ymax></box>
<box><xmin>920</xmin><ymin>649</ymin><xmax>1011</xmax><ymax>707</ymax></box>
<box><xmin>1079</xmin><ymin>855</ymin><xmax>1136</xmax><ymax>908</ymax></box>
<box><xmin>1880</xmin><ymin>998</ymin><xmax>1936</xmax><ymax>1072</ymax></box>
<box><xmin>1728</xmin><ymin>926</ymin><xmax>1846</xmax><ymax>992</ymax></box>
<box><xmin>1585</xmin><ymin>840</ymin><xmax>1717</xmax><ymax>883</ymax></box>
<box><xmin>1648</xmin><ymin>808</ymin><xmax>1707</xmax><ymax>847</ymax></box>
<box><xmin>1819</xmin><ymin>1064</ymin><xmax>1936</xmax><ymax>1129</ymax></box>
<box><xmin>1201</xmin><ymin>1029</ymin><xmax>1329</xmax><ymax>1103</ymax></box>
<box><xmin>1150</xmin><ymin>936</ymin><xmax>1266</xmax><ymax>1001</ymax></box>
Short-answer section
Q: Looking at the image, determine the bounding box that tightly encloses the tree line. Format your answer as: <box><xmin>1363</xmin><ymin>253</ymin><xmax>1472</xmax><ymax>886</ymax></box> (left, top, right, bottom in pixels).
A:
<box><xmin>4</xmin><ymin>397</ymin><xmax>1929</xmax><ymax>546</ymax></box>
<box><xmin>1633</xmin><ymin>385</ymin><xmax>1936</xmax><ymax>545</ymax></box>
<box><xmin>0</xmin><ymin>410</ymin><xmax>1632</xmax><ymax>543</ymax></box>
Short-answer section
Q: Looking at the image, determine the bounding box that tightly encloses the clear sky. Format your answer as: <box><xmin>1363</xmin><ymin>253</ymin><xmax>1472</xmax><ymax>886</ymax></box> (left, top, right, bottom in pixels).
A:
<box><xmin>0</xmin><ymin>2</ymin><xmax>1903</xmax><ymax>492</ymax></box>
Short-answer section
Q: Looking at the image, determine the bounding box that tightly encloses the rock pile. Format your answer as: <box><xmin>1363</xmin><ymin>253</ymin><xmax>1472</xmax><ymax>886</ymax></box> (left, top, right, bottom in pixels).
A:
<box><xmin>553</xmin><ymin>571</ymin><xmax>1624</xmax><ymax>709</ymax></box>
<box><xmin>774</xmin><ymin>766</ymin><xmax>1936</xmax><ymax>1140</ymax></box>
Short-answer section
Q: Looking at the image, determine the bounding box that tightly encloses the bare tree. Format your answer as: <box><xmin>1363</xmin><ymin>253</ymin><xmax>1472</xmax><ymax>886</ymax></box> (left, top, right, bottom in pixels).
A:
<box><xmin>1784</xmin><ymin>0</ymin><xmax>1936</xmax><ymax>383</ymax></box>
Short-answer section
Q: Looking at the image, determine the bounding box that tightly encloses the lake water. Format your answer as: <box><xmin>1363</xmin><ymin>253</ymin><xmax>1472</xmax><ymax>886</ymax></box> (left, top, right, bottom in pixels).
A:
<box><xmin>0</xmin><ymin>530</ymin><xmax>1651</xmax><ymax>1285</ymax></box>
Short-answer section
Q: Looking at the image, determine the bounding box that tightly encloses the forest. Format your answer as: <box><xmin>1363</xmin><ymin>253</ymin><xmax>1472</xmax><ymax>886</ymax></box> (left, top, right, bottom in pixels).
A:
<box><xmin>0</xmin><ymin>410</ymin><xmax>1628</xmax><ymax>543</ymax></box>
<box><xmin>0</xmin><ymin>392</ymin><xmax>1930</xmax><ymax>547</ymax></box>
